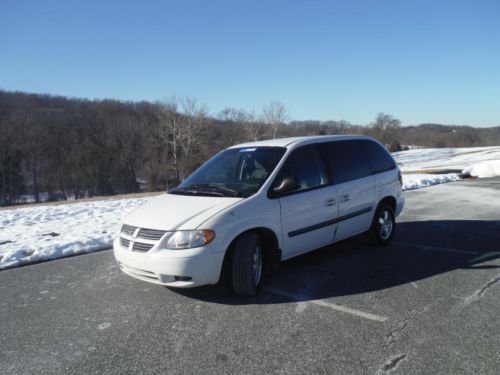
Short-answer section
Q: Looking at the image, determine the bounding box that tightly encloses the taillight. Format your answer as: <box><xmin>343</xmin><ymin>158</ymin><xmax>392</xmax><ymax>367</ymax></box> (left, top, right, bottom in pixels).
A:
<box><xmin>398</xmin><ymin>170</ymin><xmax>403</xmax><ymax>186</ymax></box>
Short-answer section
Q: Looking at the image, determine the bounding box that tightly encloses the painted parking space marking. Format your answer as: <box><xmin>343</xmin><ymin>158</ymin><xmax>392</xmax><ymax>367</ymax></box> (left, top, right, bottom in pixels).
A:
<box><xmin>263</xmin><ymin>287</ymin><xmax>388</xmax><ymax>322</ymax></box>
<box><xmin>393</xmin><ymin>242</ymin><xmax>478</xmax><ymax>255</ymax></box>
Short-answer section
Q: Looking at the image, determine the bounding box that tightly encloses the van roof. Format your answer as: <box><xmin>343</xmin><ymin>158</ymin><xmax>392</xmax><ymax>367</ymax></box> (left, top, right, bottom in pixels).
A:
<box><xmin>228</xmin><ymin>135</ymin><xmax>377</xmax><ymax>149</ymax></box>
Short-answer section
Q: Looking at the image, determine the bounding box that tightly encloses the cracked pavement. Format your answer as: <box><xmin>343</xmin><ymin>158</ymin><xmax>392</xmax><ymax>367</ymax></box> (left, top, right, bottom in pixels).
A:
<box><xmin>0</xmin><ymin>178</ymin><xmax>499</xmax><ymax>374</ymax></box>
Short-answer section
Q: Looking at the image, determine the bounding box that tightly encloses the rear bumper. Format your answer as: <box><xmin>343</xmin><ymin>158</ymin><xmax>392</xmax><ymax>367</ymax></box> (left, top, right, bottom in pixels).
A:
<box><xmin>113</xmin><ymin>237</ymin><xmax>225</xmax><ymax>288</ymax></box>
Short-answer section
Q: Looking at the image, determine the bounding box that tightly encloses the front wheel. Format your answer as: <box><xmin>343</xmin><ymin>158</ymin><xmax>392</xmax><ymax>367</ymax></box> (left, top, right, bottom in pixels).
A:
<box><xmin>232</xmin><ymin>233</ymin><xmax>263</xmax><ymax>296</ymax></box>
<box><xmin>370</xmin><ymin>203</ymin><xmax>395</xmax><ymax>246</ymax></box>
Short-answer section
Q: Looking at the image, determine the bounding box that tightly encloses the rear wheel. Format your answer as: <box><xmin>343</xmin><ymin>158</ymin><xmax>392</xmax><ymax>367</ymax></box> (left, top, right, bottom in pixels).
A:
<box><xmin>232</xmin><ymin>233</ymin><xmax>263</xmax><ymax>296</ymax></box>
<box><xmin>370</xmin><ymin>203</ymin><xmax>395</xmax><ymax>245</ymax></box>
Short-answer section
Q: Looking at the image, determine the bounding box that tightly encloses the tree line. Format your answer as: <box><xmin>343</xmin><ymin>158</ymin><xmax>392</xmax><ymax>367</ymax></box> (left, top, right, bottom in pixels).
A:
<box><xmin>1</xmin><ymin>90</ymin><xmax>499</xmax><ymax>206</ymax></box>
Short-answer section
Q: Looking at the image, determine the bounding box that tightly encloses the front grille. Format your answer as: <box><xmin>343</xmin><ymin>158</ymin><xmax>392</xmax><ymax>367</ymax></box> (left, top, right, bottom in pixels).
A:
<box><xmin>121</xmin><ymin>224</ymin><xmax>137</xmax><ymax>236</ymax></box>
<box><xmin>120</xmin><ymin>238</ymin><xmax>130</xmax><ymax>248</ymax></box>
<box><xmin>132</xmin><ymin>242</ymin><xmax>154</xmax><ymax>252</ymax></box>
<box><xmin>120</xmin><ymin>224</ymin><xmax>165</xmax><ymax>253</ymax></box>
<box><xmin>137</xmin><ymin>228</ymin><xmax>167</xmax><ymax>240</ymax></box>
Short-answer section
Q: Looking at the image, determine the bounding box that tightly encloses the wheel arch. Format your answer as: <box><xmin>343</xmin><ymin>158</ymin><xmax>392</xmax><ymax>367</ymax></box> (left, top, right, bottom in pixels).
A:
<box><xmin>378</xmin><ymin>195</ymin><xmax>396</xmax><ymax>211</ymax></box>
<box><xmin>219</xmin><ymin>227</ymin><xmax>281</xmax><ymax>283</ymax></box>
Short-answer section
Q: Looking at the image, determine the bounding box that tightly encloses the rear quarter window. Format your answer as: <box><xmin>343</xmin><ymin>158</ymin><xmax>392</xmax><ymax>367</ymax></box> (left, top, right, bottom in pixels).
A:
<box><xmin>362</xmin><ymin>140</ymin><xmax>396</xmax><ymax>174</ymax></box>
<box><xmin>317</xmin><ymin>140</ymin><xmax>372</xmax><ymax>184</ymax></box>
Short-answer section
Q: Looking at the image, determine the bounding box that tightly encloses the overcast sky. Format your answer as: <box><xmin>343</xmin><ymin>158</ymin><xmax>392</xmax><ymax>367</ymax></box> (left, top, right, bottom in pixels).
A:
<box><xmin>1</xmin><ymin>0</ymin><xmax>499</xmax><ymax>127</ymax></box>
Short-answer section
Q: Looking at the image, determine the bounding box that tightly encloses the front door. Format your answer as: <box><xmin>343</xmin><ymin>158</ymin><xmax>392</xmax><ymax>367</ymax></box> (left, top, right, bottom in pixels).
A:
<box><xmin>274</xmin><ymin>146</ymin><xmax>339</xmax><ymax>258</ymax></box>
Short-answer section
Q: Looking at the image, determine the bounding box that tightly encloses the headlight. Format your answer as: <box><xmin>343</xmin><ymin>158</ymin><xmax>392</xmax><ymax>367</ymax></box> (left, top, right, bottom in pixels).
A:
<box><xmin>165</xmin><ymin>230</ymin><xmax>215</xmax><ymax>250</ymax></box>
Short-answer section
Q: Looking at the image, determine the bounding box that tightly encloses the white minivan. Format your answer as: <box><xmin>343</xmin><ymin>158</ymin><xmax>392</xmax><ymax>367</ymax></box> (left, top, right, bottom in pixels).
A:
<box><xmin>114</xmin><ymin>135</ymin><xmax>404</xmax><ymax>296</ymax></box>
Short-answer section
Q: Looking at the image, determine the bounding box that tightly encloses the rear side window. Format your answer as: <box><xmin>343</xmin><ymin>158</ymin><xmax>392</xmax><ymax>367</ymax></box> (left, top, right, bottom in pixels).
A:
<box><xmin>362</xmin><ymin>140</ymin><xmax>396</xmax><ymax>174</ymax></box>
<box><xmin>274</xmin><ymin>146</ymin><xmax>328</xmax><ymax>192</ymax></box>
<box><xmin>317</xmin><ymin>140</ymin><xmax>371</xmax><ymax>184</ymax></box>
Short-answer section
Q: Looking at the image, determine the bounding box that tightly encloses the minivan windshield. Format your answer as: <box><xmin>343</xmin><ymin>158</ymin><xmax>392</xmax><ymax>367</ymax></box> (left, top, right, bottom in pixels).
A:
<box><xmin>170</xmin><ymin>147</ymin><xmax>286</xmax><ymax>198</ymax></box>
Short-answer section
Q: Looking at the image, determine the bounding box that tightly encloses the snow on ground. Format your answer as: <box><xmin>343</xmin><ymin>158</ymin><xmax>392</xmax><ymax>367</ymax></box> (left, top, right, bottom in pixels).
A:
<box><xmin>392</xmin><ymin>146</ymin><xmax>500</xmax><ymax>172</ymax></box>
<box><xmin>401</xmin><ymin>173</ymin><xmax>461</xmax><ymax>191</ymax></box>
<box><xmin>393</xmin><ymin>145</ymin><xmax>500</xmax><ymax>191</ymax></box>
<box><xmin>1</xmin><ymin>145</ymin><xmax>499</xmax><ymax>270</ymax></box>
<box><xmin>461</xmin><ymin>160</ymin><xmax>500</xmax><ymax>178</ymax></box>
<box><xmin>0</xmin><ymin>197</ymin><xmax>155</xmax><ymax>270</ymax></box>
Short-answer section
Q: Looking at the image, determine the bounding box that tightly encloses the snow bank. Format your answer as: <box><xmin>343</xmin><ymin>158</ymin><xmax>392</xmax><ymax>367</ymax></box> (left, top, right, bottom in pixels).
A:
<box><xmin>401</xmin><ymin>173</ymin><xmax>461</xmax><ymax>191</ymax></box>
<box><xmin>0</xmin><ymin>197</ymin><xmax>155</xmax><ymax>270</ymax></box>
<box><xmin>461</xmin><ymin>160</ymin><xmax>500</xmax><ymax>178</ymax></box>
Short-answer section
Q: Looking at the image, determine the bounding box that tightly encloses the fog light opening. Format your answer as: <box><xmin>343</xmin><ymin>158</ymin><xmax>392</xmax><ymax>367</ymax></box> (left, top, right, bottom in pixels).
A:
<box><xmin>174</xmin><ymin>276</ymin><xmax>192</xmax><ymax>282</ymax></box>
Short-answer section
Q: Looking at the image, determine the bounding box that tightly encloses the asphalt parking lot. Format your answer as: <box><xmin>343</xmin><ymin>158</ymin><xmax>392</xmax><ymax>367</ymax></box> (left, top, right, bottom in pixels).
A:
<box><xmin>1</xmin><ymin>178</ymin><xmax>499</xmax><ymax>374</ymax></box>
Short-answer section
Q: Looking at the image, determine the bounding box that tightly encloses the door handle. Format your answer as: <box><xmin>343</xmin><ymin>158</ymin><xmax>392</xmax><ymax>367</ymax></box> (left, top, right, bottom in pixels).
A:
<box><xmin>325</xmin><ymin>198</ymin><xmax>336</xmax><ymax>206</ymax></box>
<box><xmin>340</xmin><ymin>194</ymin><xmax>350</xmax><ymax>203</ymax></box>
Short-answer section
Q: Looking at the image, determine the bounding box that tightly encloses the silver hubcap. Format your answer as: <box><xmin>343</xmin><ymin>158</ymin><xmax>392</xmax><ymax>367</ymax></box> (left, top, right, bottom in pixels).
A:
<box><xmin>378</xmin><ymin>210</ymin><xmax>393</xmax><ymax>240</ymax></box>
<box><xmin>252</xmin><ymin>245</ymin><xmax>263</xmax><ymax>286</ymax></box>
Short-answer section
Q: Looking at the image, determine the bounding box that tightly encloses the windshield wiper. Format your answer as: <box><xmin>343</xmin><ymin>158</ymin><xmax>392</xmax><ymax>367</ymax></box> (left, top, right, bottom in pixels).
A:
<box><xmin>185</xmin><ymin>184</ymin><xmax>242</xmax><ymax>197</ymax></box>
<box><xmin>169</xmin><ymin>185</ymin><xmax>242</xmax><ymax>197</ymax></box>
<box><xmin>169</xmin><ymin>187</ymin><xmax>225</xmax><ymax>197</ymax></box>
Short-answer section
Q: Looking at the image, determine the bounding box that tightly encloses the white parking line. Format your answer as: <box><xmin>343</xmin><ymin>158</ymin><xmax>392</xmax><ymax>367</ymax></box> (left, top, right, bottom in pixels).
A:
<box><xmin>393</xmin><ymin>242</ymin><xmax>478</xmax><ymax>255</ymax></box>
<box><xmin>263</xmin><ymin>287</ymin><xmax>388</xmax><ymax>322</ymax></box>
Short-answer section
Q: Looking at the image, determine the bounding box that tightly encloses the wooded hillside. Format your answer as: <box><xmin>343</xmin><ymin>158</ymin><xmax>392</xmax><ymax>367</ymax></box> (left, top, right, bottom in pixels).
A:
<box><xmin>1</xmin><ymin>90</ymin><xmax>499</xmax><ymax>206</ymax></box>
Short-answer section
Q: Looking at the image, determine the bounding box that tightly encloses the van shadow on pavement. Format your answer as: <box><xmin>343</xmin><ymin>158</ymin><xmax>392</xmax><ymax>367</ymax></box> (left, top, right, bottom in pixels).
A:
<box><xmin>170</xmin><ymin>220</ymin><xmax>500</xmax><ymax>305</ymax></box>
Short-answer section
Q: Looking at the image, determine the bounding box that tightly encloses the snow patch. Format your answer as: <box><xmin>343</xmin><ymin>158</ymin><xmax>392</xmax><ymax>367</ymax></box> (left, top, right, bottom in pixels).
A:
<box><xmin>461</xmin><ymin>160</ymin><xmax>500</xmax><ymax>178</ymax></box>
<box><xmin>401</xmin><ymin>173</ymin><xmax>462</xmax><ymax>191</ymax></box>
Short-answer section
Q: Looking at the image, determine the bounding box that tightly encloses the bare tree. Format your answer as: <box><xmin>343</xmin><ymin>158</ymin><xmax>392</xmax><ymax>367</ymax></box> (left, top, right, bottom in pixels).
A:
<box><xmin>217</xmin><ymin>107</ymin><xmax>255</xmax><ymax>145</ymax></box>
<box><xmin>158</xmin><ymin>97</ymin><xmax>180</xmax><ymax>183</ymax></box>
<box><xmin>178</xmin><ymin>97</ymin><xmax>208</xmax><ymax>178</ymax></box>
<box><xmin>370</xmin><ymin>113</ymin><xmax>402</xmax><ymax>150</ymax></box>
<box><xmin>0</xmin><ymin>116</ymin><xmax>25</xmax><ymax>205</ymax></box>
<box><xmin>158</xmin><ymin>97</ymin><xmax>208</xmax><ymax>182</ymax></box>
<box><xmin>261</xmin><ymin>100</ymin><xmax>289</xmax><ymax>139</ymax></box>
<box><xmin>136</xmin><ymin>101</ymin><xmax>168</xmax><ymax>190</ymax></box>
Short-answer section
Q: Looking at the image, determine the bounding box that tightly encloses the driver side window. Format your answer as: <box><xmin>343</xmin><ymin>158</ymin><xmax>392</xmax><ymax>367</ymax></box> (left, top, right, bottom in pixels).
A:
<box><xmin>275</xmin><ymin>146</ymin><xmax>328</xmax><ymax>193</ymax></box>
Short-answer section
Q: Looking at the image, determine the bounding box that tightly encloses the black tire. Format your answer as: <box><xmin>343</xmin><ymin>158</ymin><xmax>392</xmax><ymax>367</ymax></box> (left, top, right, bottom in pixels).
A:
<box><xmin>232</xmin><ymin>233</ymin><xmax>263</xmax><ymax>296</ymax></box>
<box><xmin>370</xmin><ymin>203</ymin><xmax>395</xmax><ymax>246</ymax></box>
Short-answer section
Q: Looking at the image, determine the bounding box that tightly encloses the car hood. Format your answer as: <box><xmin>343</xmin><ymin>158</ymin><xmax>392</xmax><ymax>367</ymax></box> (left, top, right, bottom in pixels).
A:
<box><xmin>123</xmin><ymin>193</ymin><xmax>243</xmax><ymax>230</ymax></box>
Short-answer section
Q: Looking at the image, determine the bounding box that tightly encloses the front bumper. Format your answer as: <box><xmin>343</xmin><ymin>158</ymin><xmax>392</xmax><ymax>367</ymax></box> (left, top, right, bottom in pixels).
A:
<box><xmin>113</xmin><ymin>237</ymin><xmax>225</xmax><ymax>288</ymax></box>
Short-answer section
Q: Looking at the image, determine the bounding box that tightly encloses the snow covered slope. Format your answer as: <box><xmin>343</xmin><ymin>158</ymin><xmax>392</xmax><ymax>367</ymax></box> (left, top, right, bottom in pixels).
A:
<box><xmin>393</xmin><ymin>145</ymin><xmax>500</xmax><ymax>189</ymax></box>
<box><xmin>392</xmin><ymin>146</ymin><xmax>500</xmax><ymax>173</ymax></box>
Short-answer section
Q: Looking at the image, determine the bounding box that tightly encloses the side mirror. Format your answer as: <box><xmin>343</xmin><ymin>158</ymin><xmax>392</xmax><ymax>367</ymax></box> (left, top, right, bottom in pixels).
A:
<box><xmin>273</xmin><ymin>177</ymin><xmax>300</xmax><ymax>195</ymax></box>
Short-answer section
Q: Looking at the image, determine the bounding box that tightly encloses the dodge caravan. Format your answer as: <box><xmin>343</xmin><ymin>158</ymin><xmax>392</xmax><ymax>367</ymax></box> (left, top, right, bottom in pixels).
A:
<box><xmin>114</xmin><ymin>135</ymin><xmax>404</xmax><ymax>296</ymax></box>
